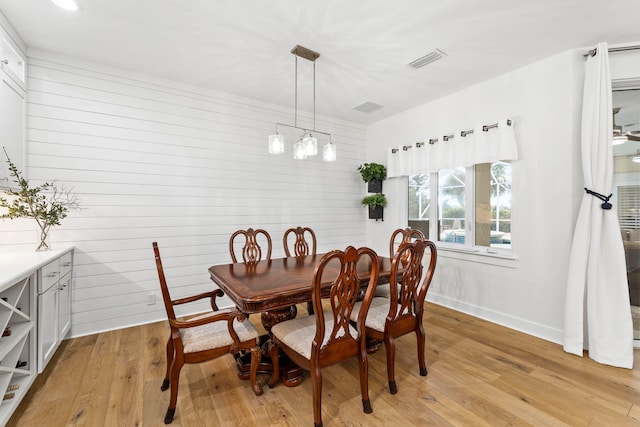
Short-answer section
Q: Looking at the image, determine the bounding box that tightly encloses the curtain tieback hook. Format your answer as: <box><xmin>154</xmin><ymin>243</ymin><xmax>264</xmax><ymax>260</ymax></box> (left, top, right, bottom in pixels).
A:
<box><xmin>584</xmin><ymin>187</ymin><xmax>612</xmax><ymax>210</ymax></box>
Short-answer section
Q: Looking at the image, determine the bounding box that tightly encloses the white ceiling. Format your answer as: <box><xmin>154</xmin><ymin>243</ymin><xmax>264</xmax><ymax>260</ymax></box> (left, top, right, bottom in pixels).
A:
<box><xmin>1</xmin><ymin>0</ymin><xmax>640</xmax><ymax>124</ymax></box>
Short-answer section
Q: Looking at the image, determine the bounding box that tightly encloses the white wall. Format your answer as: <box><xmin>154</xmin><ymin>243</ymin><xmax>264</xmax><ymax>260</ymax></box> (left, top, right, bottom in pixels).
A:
<box><xmin>366</xmin><ymin>50</ymin><xmax>586</xmax><ymax>343</ymax></box>
<box><xmin>0</xmin><ymin>49</ymin><xmax>369</xmax><ymax>337</ymax></box>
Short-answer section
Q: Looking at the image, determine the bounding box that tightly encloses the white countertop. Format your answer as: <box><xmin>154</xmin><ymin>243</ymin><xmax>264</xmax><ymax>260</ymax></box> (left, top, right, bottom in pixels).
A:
<box><xmin>0</xmin><ymin>247</ymin><xmax>74</xmax><ymax>290</ymax></box>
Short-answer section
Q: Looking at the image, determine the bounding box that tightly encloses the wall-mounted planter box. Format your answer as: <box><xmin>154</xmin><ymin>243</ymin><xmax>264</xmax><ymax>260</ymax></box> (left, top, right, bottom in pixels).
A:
<box><xmin>368</xmin><ymin>206</ymin><xmax>383</xmax><ymax>221</ymax></box>
<box><xmin>367</xmin><ymin>179</ymin><xmax>382</xmax><ymax>193</ymax></box>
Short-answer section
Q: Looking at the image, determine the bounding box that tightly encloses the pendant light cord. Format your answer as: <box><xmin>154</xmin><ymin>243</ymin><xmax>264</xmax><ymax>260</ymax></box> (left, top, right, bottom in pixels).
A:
<box><xmin>294</xmin><ymin>55</ymin><xmax>298</xmax><ymax>128</ymax></box>
<box><xmin>313</xmin><ymin>61</ymin><xmax>316</xmax><ymax>131</ymax></box>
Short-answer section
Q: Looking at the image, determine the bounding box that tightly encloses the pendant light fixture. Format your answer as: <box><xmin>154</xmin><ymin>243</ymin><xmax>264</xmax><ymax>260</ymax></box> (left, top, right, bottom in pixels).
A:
<box><xmin>268</xmin><ymin>45</ymin><xmax>336</xmax><ymax>161</ymax></box>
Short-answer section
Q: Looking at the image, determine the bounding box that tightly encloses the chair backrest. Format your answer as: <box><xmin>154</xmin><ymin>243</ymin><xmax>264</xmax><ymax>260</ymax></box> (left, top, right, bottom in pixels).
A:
<box><xmin>153</xmin><ymin>242</ymin><xmax>177</xmax><ymax>322</ymax></box>
<box><xmin>389</xmin><ymin>228</ymin><xmax>426</xmax><ymax>265</ymax></box>
<box><xmin>310</xmin><ymin>246</ymin><xmax>379</xmax><ymax>361</ymax></box>
<box><xmin>283</xmin><ymin>226</ymin><xmax>317</xmax><ymax>257</ymax></box>
<box><xmin>388</xmin><ymin>239</ymin><xmax>437</xmax><ymax>322</ymax></box>
<box><xmin>229</xmin><ymin>228</ymin><xmax>272</xmax><ymax>263</ymax></box>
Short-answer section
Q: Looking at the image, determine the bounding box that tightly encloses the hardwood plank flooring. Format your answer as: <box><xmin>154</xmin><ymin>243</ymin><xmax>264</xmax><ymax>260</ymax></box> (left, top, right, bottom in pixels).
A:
<box><xmin>8</xmin><ymin>303</ymin><xmax>640</xmax><ymax>426</ymax></box>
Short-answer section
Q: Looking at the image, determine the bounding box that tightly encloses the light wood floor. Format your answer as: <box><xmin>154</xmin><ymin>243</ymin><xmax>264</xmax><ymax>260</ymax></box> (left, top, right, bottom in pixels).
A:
<box><xmin>7</xmin><ymin>303</ymin><xmax>640</xmax><ymax>426</ymax></box>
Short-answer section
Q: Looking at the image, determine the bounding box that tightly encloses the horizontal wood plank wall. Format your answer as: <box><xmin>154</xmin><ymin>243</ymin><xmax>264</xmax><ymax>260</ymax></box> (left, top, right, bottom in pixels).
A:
<box><xmin>0</xmin><ymin>50</ymin><xmax>368</xmax><ymax>337</ymax></box>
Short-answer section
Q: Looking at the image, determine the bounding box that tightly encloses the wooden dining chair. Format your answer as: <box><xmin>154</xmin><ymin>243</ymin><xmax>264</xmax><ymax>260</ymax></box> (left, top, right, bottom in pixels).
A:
<box><xmin>375</xmin><ymin>228</ymin><xmax>426</xmax><ymax>298</ymax></box>
<box><xmin>153</xmin><ymin>242</ymin><xmax>263</xmax><ymax>424</ymax></box>
<box><xmin>283</xmin><ymin>226</ymin><xmax>317</xmax><ymax>314</ymax></box>
<box><xmin>283</xmin><ymin>226</ymin><xmax>317</xmax><ymax>258</ymax></box>
<box><xmin>268</xmin><ymin>246</ymin><xmax>380</xmax><ymax>427</ymax></box>
<box><xmin>352</xmin><ymin>239</ymin><xmax>437</xmax><ymax>394</ymax></box>
<box><xmin>229</xmin><ymin>228</ymin><xmax>272</xmax><ymax>263</ymax></box>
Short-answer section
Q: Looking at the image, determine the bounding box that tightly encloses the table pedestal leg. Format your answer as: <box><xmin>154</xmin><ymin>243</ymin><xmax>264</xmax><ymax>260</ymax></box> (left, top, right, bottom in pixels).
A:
<box><xmin>234</xmin><ymin>305</ymin><xmax>304</xmax><ymax>387</ymax></box>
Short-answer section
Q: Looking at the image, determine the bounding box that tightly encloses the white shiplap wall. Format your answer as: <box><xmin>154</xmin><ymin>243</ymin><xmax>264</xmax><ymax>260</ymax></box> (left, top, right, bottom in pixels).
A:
<box><xmin>0</xmin><ymin>49</ymin><xmax>368</xmax><ymax>337</ymax></box>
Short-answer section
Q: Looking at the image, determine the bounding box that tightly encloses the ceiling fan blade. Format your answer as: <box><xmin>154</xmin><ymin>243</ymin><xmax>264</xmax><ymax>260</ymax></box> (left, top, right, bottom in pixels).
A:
<box><xmin>626</xmin><ymin>131</ymin><xmax>640</xmax><ymax>141</ymax></box>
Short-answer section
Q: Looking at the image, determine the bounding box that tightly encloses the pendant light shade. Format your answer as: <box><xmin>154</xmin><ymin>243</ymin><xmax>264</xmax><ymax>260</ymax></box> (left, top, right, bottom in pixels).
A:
<box><xmin>303</xmin><ymin>133</ymin><xmax>318</xmax><ymax>156</ymax></box>
<box><xmin>323</xmin><ymin>141</ymin><xmax>337</xmax><ymax>162</ymax></box>
<box><xmin>293</xmin><ymin>139</ymin><xmax>307</xmax><ymax>160</ymax></box>
<box><xmin>268</xmin><ymin>45</ymin><xmax>335</xmax><ymax>162</ymax></box>
<box><xmin>269</xmin><ymin>133</ymin><xmax>285</xmax><ymax>154</ymax></box>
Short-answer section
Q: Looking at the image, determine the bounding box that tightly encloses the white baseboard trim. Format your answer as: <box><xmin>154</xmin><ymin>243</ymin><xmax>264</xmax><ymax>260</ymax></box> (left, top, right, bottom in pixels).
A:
<box><xmin>427</xmin><ymin>293</ymin><xmax>564</xmax><ymax>345</ymax></box>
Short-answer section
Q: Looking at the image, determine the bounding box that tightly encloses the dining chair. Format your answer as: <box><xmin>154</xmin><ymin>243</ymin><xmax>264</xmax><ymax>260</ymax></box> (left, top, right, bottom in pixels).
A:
<box><xmin>283</xmin><ymin>226</ymin><xmax>317</xmax><ymax>314</ymax></box>
<box><xmin>153</xmin><ymin>242</ymin><xmax>263</xmax><ymax>424</ymax></box>
<box><xmin>229</xmin><ymin>228</ymin><xmax>272</xmax><ymax>263</ymax></box>
<box><xmin>352</xmin><ymin>239</ymin><xmax>437</xmax><ymax>394</ymax></box>
<box><xmin>375</xmin><ymin>228</ymin><xmax>426</xmax><ymax>298</ymax></box>
<box><xmin>267</xmin><ymin>246</ymin><xmax>380</xmax><ymax>427</ymax></box>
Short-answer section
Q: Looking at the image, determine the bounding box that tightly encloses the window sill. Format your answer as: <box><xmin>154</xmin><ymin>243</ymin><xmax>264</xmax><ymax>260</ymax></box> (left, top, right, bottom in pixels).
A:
<box><xmin>436</xmin><ymin>244</ymin><xmax>519</xmax><ymax>268</ymax></box>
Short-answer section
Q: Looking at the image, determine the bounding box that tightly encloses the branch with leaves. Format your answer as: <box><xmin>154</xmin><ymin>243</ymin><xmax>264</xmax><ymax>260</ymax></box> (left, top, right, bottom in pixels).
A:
<box><xmin>1</xmin><ymin>148</ymin><xmax>80</xmax><ymax>250</ymax></box>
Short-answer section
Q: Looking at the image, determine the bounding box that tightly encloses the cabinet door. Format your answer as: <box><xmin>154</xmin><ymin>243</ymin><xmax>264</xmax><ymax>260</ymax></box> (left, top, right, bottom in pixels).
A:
<box><xmin>58</xmin><ymin>274</ymin><xmax>71</xmax><ymax>340</ymax></box>
<box><xmin>0</xmin><ymin>69</ymin><xmax>25</xmax><ymax>188</ymax></box>
<box><xmin>37</xmin><ymin>285</ymin><xmax>58</xmax><ymax>373</ymax></box>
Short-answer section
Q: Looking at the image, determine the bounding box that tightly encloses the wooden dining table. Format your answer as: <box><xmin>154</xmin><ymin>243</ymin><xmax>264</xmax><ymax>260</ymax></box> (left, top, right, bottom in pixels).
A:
<box><xmin>208</xmin><ymin>253</ymin><xmax>395</xmax><ymax>386</ymax></box>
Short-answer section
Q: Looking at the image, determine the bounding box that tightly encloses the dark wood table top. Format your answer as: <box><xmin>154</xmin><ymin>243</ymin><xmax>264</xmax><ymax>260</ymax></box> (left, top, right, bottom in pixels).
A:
<box><xmin>208</xmin><ymin>254</ymin><xmax>394</xmax><ymax>313</ymax></box>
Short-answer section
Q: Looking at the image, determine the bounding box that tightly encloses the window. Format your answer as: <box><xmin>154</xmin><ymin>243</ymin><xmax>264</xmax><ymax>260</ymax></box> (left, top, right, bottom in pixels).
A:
<box><xmin>618</xmin><ymin>185</ymin><xmax>640</xmax><ymax>230</ymax></box>
<box><xmin>408</xmin><ymin>174</ymin><xmax>430</xmax><ymax>238</ymax></box>
<box><xmin>408</xmin><ymin>161</ymin><xmax>512</xmax><ymax>251</ymax></box>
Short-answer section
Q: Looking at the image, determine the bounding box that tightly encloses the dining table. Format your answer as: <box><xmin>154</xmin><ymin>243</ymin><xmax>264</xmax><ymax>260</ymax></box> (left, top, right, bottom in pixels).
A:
<box><xmin>208</xmin><ymin>252</ymin><xmax>395</xmax><ymax>386</ymax></box>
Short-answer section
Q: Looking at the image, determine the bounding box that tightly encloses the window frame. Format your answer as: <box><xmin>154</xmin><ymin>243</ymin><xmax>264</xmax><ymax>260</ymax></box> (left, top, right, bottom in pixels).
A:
<box><xmin>409</xmin><ymin>162</ymin><xmax>513</xmax><ymax>257</ymax></box>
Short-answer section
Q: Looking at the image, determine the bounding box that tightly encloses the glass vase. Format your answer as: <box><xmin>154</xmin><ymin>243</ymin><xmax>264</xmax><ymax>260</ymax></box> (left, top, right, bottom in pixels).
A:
<box><xmin>36</xmin><ymin>224</ymin><xmax>52</xmax><ymax>251</ymax></box>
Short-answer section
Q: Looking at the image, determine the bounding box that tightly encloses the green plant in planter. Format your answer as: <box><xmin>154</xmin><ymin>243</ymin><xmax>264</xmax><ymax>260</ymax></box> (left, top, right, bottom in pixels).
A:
<box><xmin>360</xmin><ymin>194</ymin><xmax>387</xmax><ymax>208</ymax></box>
<box><xmin>0</xmin><ymin>149</ymin><xmax>80</xmax><ymax>251</ymax></box>
<box><xmin>357</xmin><ymin>162</ymin><xmax>387</xmax><ymax>183</ymax></box>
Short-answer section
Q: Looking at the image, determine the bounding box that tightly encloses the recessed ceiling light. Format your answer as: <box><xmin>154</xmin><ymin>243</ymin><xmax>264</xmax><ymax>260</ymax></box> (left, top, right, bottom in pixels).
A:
<box><xmin>52</xmin><ymin>0</ymin><xmax>83</xmax><ymax>12</ymax></box>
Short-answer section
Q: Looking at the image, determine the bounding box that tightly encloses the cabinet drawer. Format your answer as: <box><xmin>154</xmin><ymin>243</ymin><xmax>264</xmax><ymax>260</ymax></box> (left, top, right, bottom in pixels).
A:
<box><xmin>59</xmin><ymin>252</ymin><xmax>73</xmax><ymax>278</ymax></box>
<box><xmin>39</xmin><ymin>259</ymin><xmax>59</xmax><ymax>294</ymax></box>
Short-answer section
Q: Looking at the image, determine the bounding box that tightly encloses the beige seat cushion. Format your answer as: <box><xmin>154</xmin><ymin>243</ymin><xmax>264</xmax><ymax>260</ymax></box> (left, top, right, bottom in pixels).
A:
<box><xmin>180</xmin><ymin>311</ymin><xmax>259</xmax><ymax>353</ymax></box>
<box><xmin>351</xmin><ymin>297</ymin><xmax>404</xmax><ymax>333</ymax></box>
<box><xmin>270</xmin><ymin>313</ymin><xmax>358</xmax><ymax>360</ymax></box>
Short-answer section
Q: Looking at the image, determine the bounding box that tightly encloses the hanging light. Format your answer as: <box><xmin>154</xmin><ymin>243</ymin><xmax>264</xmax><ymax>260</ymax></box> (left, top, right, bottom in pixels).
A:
<box><xmin>323</xmin><ymin>140</ymin><xmax>337</xmax><ymax>162</ymax></box>
<box><xmin>268</xmin><ymin>133</ymin><xmax>285</xmax><ymax>154</ymax></box>
<box><xmin>268</xmin><ymin>45</ymin><xmax>335</xmax><ymax>161</ymax></box>
<box><xmin>293</xmin><ymin>139</ymin><xmax>307</xmax><ymax>160</ymax></box>
<box><xmin>303</xmin><ymin>132</ymin><xmax>318</xmax><ymax>156</ymax></box>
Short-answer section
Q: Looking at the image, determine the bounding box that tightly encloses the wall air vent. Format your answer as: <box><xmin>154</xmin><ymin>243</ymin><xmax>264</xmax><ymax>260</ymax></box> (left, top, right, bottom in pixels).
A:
<box><xmin>353</xmin><ymin>101</ymin><xmax>384</xmax><ymax>113</ymax></box>
<box><xmin>408</xmin><ymin>49</ymin><xmax>447</xmax><ymax>69</ymax></box>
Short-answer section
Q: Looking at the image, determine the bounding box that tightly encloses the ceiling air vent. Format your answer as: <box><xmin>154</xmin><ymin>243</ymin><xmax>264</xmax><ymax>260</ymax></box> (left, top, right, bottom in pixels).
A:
<box><xmin>353</xmin><ymin>101</ymin><xmax>384</xmax><ymax>113</ymax></box>
<box><xmin>408</xmin><ymin>49</ymin><xmax>447</xmax><ymax>69</ymax></box>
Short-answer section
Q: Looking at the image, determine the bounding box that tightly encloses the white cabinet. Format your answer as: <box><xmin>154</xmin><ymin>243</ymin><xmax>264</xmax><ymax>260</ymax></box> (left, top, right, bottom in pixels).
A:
<box><xmin>0</xmin><ymin>24</ymin><xmax>26</xmax><ymax>188</ymax></box>
<box><xmin>0</xmin><ymin>247</ymin><xmax>73</xmax><ymax>425</ymax></box>
<box><xmin>0</xmin><ymin>269</ymin><xmax>36</xmax><ymax>426</ymax></box>
<box><xmin>37</xmin><ymin>250</ymin><xmax>73</xmax><ymax>373</ymax></box>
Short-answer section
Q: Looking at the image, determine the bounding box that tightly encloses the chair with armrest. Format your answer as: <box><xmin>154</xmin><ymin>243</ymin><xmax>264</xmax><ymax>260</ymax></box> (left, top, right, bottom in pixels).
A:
<box><xmin>268</xmin><ymin>246</ymin><xmax>379</xmax><ymax>427</ymax></box>
<box><xmin>352</xmin><ymin>239</ymin><xmax>437</xmax><ymax>394</ymax></box>
<box><xmin>375</xmin><ymin>228</ymin><xmax>426</xmax><ymax>298</ymax></box>
<box><xmin>229</xmin><ymin>228</ymin><xmax>272</xmax><ymax>263</ymax></box>
<box><xmin>283</xmin><ymin>226</ymin><xmax>317</xmax><ymax>314</ymax></box>
<box><xmin>153</xmin><ymin>242</ymin><xmax>263</xmax><ymax>424</ymax></box>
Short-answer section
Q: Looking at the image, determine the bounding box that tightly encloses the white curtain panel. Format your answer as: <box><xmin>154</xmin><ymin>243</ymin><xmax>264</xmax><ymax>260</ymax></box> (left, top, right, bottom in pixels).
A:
<box><xmin>387</xmin><ymin>118</ymin><xmax>517</xmax><ymax>177</ymax></box>
<box><xmin>563</xmin><ymin>42</ymin><xmax>633</xmax><ymax>369</ymax></box>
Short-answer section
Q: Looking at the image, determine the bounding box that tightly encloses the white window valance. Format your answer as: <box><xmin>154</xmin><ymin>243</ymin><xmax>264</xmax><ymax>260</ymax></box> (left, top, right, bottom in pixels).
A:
<box><xmin>387</xmin><ymin>118</ymin><xmax>518</xmax><ymax>177</ymax></box>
